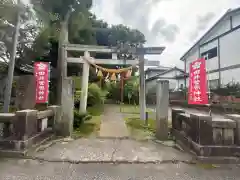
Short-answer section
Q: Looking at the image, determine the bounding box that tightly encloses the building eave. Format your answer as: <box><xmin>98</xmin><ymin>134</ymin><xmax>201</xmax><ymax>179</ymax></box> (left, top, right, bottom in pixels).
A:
<box><xmin>180</xmin><ymin>9</ymin><xmax>234</xmax><ymax>61</ymax></box>
<box><xmin>145</xmin><ymin>67</ymin><xmax>185</xmax><ymax>82</ymax></box>
<box><xmin>145</xmin><ymin>66</ymin><xmax>171</xmax><ymax>73</ymax></box>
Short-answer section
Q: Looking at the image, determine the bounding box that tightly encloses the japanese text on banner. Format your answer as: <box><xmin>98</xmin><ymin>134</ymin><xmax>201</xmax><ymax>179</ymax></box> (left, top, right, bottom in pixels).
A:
<box><xmin>34</xmin><ymin>62</ymin><xmax>49</xmax><ymax>104</ymax></box>
<box><xmin>188</xmin><ymin>58</ymin><xmax>208</xmax><ymax>105</ymax></box>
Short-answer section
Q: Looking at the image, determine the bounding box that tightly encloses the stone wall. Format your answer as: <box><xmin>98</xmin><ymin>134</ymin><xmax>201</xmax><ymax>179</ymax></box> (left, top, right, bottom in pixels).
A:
<box><xmin>171</xmin><ymin>108</ymin><xmax>240</xmax><ymax>161</ymax></box>
<box><xmin>170</xmin><ymin>100</ymin><xmax>240</xmax><ymax>114</ymax></box>
<box><xmin>0</xmin><ymin>105</ymin><xmax>61</xmax><ymax>156</ymax></box>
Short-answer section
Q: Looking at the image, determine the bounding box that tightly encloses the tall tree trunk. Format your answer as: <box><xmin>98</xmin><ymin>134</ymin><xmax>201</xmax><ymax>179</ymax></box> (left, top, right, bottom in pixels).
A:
<box><xmin>56</xmin><ymin>12</ymin><xmax>71</xmax><ymax>105</ymax></box>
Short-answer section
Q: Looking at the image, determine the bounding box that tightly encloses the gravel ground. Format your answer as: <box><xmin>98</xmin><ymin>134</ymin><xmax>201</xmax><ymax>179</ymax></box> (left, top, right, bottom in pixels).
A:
<box><xmin>0</xmin><ymin>159</ymin><xmax>240</xmax><ymax>180</ymax></box>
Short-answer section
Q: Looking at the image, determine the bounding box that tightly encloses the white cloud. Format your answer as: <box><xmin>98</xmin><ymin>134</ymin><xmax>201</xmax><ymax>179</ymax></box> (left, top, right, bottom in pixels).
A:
<box><xmin>92</xmin><ymin>0</ymin><xmax>240</xmax><ymax>68</ymax></box>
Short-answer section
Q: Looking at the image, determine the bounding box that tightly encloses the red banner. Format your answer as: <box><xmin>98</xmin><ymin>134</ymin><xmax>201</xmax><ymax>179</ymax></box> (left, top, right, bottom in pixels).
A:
<box><xmin>34</xmin><ymin>62</ymin><xmax>49</xmax><ymax>104</ymax></box>
<box><xmin>188</xmin><ymin>58</ymin><xmax>208</xmax><ymax>105</ymax></box>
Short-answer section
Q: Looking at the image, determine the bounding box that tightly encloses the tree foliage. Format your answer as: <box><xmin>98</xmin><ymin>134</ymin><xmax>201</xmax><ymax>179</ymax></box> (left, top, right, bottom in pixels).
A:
<box><xmin>106</xmin><ymin>76</ymin><xmax>139</xmax><ymax>104</ymax></box>
<box><xmin>0</xmin><ymin>0</ymin><xmax>146</xmax><ymax>105</ymax></box>
<box><xmin>0</xmin><ymin>0</ymin><xmax>39</xmax><ymax>76</ymax></box>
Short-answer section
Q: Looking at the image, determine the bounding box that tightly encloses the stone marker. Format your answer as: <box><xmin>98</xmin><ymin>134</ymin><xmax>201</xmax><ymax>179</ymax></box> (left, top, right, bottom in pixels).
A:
<box><xmin>15</xmin><ymin>75</ymin><xmax>36</xmax><ymax>110</ymax></box>
<box><xmin>156</xmin><ymin>80</ymin><xmax>169</xmax><ymax>140</ymax></box>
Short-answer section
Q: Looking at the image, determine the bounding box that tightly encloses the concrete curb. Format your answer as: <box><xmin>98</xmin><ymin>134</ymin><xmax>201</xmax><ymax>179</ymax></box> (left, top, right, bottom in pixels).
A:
<box><xmin>96</xmin><ymin>136</ymin><xmax>131</xmax><ymax>140</ymax></box>
<box><xmin>96</xmin><ymin>136</ymin><xmax>155</xmax><ymax>142</ymax></box>
<box><xmin>9</xmin><ymin>156</ymin><xmax>196</xmax><ymax>165</ymax></box>
<box><xmin>195</xmin><ymin>156</ymin><xmax>240</xmax><ymax>164</ymax></box>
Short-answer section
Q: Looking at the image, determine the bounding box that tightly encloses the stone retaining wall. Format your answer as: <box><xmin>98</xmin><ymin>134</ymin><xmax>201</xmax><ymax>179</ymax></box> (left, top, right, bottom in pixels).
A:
<box><xmin>172</xmin><ymin>108</ymin><xmax>240</xmax><ymax>159</ymax></box>
<box><xmin>0</xmin><ymin>105</ymin><xmax>61</xmax><ymax>156</ymax></box>
<box><xmin>170</xmin><ymin>100</ymin><xmax>240</xmax><ymax>114</ymax></box>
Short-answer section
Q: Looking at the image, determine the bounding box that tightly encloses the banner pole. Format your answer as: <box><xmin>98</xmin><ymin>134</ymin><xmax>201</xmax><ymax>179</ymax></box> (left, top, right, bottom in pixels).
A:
<box><xmin>205</xmin><ymin>56</ymin><xmax>212</xmax><ymax>116</ymax></box>
<box><xmin>47</xmin><ymin>62</ymin><xmax>51</xmax><ymax>108</ymax></box>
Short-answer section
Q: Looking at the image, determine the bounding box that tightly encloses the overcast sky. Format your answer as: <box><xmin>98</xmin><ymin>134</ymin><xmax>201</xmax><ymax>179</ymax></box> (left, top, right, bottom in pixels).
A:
<box><xmin>91</xmin><ymin>0</ymin><xmax>240</xmax><ymax>68</ymax></box>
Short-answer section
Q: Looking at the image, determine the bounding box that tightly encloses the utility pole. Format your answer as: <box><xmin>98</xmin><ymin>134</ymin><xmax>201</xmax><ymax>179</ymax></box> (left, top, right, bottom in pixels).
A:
<box><xmin>3</xmin><ymin>0</ymin><xmax>21</xmax><ymax>112</ymax></box>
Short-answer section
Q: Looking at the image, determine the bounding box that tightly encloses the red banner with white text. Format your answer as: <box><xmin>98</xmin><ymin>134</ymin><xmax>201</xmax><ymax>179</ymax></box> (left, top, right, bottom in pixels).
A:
<box><xmin>34</xmin><ymin>62</ymin><xmax>49</xmax><ymax>104</ymax></box>
<box><xmin>188</xmin><ymin>58</ymin><xmax>208</xmax><ymax>105</ymax></box>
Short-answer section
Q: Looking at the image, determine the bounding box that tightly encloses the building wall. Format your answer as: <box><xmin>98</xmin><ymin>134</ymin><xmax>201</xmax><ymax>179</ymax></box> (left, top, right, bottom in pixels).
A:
<box><xmin>200</xmin><ymin>16</ymin><xmax>231</xmax><ymax>43</ymax></box>
<box><xmin>232</xmin><ymin>11</ymin><xmax>240</xmax><ymax>28</ymax></box>
<box><xmin>219</xmin><ymin>28</ymin><xmax>240</xmax><ymax>85</ymax></box>
<box><xmin>146</xmin><ymin>69</ymin><xmax>185</xmax><ymax>93</ymax></box>
<box><xmin>185</xmin><ymin>47</ymin><xmax>199</xmax><ymax>73</ymax></box>
<box><xmin>146</xmin><ymin>70</ymin><xmax>167</xmax><ymax>79</ymax></box>
<box><xmin>200</xmin><ymin>39</ymin><xmax>219</xmax><ymax>71</ymax></box>
<box><xmin>219</xmin><ymin>28</ymin><xmax>240</xmax><ymax>68</ymax></box>
<box><xmin>146</xmin><ymin>78</ymin><xmax>179</xmax><ymax>93</ymax></box>
<box><xmin>221</xmin><ymin>68</ymin><xmax>240</xmax><ymax>85</ymax></box>
<box><xmin>183</xmin><ymin>11</ymin><xmax>240</xmax><ymax>88</ymax></box>
<box><xmin>146</xmin><ymin>71</ymin><xmax>158</xmax><ymax>79</ymax></box>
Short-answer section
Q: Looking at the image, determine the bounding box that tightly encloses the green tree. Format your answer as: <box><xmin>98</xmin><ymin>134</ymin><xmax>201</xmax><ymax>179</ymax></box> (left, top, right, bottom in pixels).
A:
<box><xmin>0</xmin><ymin>0</ymin><xmax>38</xmax><ymax>72</ymax></box>
<box><xmin>27</xmin><ymin>0</ymin><xmax>95</xmax><ymax>69</ymax></box>
<box><xmin>31</xmin><ymin>0</ymin><xmax>93</xmax><ymax>45</ymax></box>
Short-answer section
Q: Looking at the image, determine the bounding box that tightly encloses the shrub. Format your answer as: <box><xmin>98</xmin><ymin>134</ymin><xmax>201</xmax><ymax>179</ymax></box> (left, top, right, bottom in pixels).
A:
<box><xmin>73</xmin><ymin>110</ymin><xmax>90</xmax><ymax>129</ymax></box>
<box><xmin>87</xmin><ymin>105</ymin><xmax>104</xmax><ymax>116</ymax></box>
<box><xmin>74</xmin><ymin>90</ymin><xmax>82</xmax><ymax>104</ymax></box>
<box><xmin>106</xmin><ymin>76</ymin><xmax>139</xmax><ymax>104</ymax></box>
<box><xmin>74</xmin><ymin>83</ymin><xmax>107</xmax><ymax>108</ymax></box>
<box><xmin>87</xmin><ymin>83</ymin><xmax>106</xmax><ymax>106</ymax></box>
<box><xmin>211</xmin><ymin>82</ymin><xmax>240</xmax><ymax>96</ymax></box>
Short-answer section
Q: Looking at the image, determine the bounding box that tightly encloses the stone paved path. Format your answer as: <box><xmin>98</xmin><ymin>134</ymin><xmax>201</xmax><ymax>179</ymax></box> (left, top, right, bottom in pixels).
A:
<box><xmin>32</xmin><ymin>138</ymin><xmax>193</xmax><ymax>163</ymax></box>
<box><xmin>99</xmin><ymin>104</ymin><xmax>129</xmax><ymax>138</ymax></box>
<box><xmin>30</xmin><ymin>105</ymin><xmax>193</xmax><ymax>163</ymax></box>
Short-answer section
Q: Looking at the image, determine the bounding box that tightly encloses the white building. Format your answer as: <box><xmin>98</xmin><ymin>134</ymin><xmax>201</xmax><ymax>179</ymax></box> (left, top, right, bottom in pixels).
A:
<box><xmin>146</xmin><ymin>67</ymin><xmax>186</xmax><ymax>93</ymax></box>
<box><xmin>181</xmin><ymin>7</ymin><xmax>240</xmax><ymax>89</ymax></box>
<box><xmin>145</xmin><ymin>66</ymin><xmax>171</xmax><ymax>79</ymax></box>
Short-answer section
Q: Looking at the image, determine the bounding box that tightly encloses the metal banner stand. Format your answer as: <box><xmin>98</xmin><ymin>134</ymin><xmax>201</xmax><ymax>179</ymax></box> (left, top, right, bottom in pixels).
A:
<box><xmin>205</xmin><ymin>56</ymin><xmax>212</xmax><ymax>116</ymax></box>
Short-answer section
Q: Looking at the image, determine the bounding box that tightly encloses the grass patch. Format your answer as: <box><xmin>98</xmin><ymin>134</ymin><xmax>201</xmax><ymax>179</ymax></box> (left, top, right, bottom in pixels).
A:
<box><xmin>87</xmin><ymin>105</ymin><xmax>104</xmax><ymax>116</ymax></box>
<box><xmin>125</xmin><ymin>117</ymin><xmax>156</xmax><ymax>133</ymax></box>
<box><xmin>73</xmin><ymin>104</ymin><xmax>103</xmax><ymax>138</ymax></box>
<box><xmin>73</xmin><ymin>115</ymin><xmax>101</xmax><ymax>138</ymax></box>
<box><xmin>0</xmin><ymin>105</ymin><xmax>17</xmax><ymax>113</ymax></box>
<box><xmin>120</xmin><ymin>104</ymin><xmax>153</xmax><ymax>114</ymax></box>
<box><xmin>124</xmin><ymin>115</ymin><xmax>173</xmax><ymax>140</ymax></box>
<box><xmin>124</xmin><ymin>117</ymin><xmax>156</xmax><ymax>140</ymax></box>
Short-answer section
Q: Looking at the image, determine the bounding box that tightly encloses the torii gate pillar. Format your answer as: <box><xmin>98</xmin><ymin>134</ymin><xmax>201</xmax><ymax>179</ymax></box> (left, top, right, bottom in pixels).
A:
<box><xmin>80</xmin><ymin>51</ymin><xmax>90</xmax><ymax>113</ymax></box>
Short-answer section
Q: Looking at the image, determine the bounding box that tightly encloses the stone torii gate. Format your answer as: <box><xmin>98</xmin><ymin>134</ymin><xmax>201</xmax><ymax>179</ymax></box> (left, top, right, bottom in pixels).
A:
<box><xmin>58</xmin><ymin>43</ymin><xmax>165</xmax><ymax>136</ymax></box>
<box><xmin>58</xmin><ymin>44</ymin><xmax>139</xmax><ymax>136</ymax></box>
<box><xmin>67</xmin><ymin>44</ymin><xmax>139</xmax><ymax>112</ymax></box>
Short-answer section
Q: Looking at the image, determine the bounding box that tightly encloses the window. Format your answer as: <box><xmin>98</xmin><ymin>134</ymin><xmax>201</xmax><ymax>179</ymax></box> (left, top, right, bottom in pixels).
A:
<box><xmin>201</xmin><ymin>47</ymin><xmax>218</xmax><ymax>60</ymax></box>
<box><xmin>209</xmin><ymin>79</ymin><xmax>219</xmax><ymax>89</ymax></box>
<box><xmin>180</xmin><ymin>84</ymin><xmax>184</xmax><ymax>89</ymax></box>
